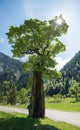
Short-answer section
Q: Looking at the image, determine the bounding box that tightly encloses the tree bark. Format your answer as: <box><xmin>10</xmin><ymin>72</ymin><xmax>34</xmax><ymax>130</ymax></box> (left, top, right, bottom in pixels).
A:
<box><xmin>28</xmin><ymin>71</ymin><xmax>45</xmax><ymax>118</ymax></box>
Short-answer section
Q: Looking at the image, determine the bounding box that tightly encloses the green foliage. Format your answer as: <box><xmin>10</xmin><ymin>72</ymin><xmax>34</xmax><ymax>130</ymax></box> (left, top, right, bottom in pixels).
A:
<box><xmin>45</xmin><ymin>79</ymin><xmax>64</xmax><ymax>96</ymax></box>
<box><xmin>7</xmin><ymin>85</ymin><xmax>17</xmax><ymax>105</ymax></box>
<box><xmin>69</xmin><ymin>79</ymin><xmax>80</xmax><ymax>101</ymax></box>
<box><xmin>0</xmin><ymin>89</ymin><xmax>4</xmax><ymax>103</ymax></box>
<box><xmin>53</xmin><ymin>94</ymin><xmax>62</xmax><ymax>103</ymax></box>
<box><xmin>0</xmin><ymin>52</ymin><xmax>30</xmax><ymax>100</ymax></box>
<box><xmin>18</xmin><ymin>88</ymin><xmax>28</xmax><ymax>104</ymax></box>
<box><xmin>6</xmin><ymin>15</ymin><xmax>68</xmax><ymax>79</ymax></box>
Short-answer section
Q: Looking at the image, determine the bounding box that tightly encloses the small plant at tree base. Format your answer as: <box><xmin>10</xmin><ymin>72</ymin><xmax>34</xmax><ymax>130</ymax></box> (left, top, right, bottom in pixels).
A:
<box><xmin>6</xmin><ymin>15</ymin><xmax>68</xmax><ymax>118</ymax></box>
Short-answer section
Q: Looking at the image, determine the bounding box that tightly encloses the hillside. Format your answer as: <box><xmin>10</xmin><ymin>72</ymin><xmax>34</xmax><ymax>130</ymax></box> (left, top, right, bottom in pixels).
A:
<box><xmin>1</xmin><ymin>51</ymin><xmax>80</xmax><ymax>97</ymax></box>
<box><xmin>0</xmin><ymin>52</ymin><xmax>30</xmax><ymax>91</ymax></box>
<box><xmin>61</xmin><ymin>51</ymin><xmax>80</xmax><ymax>82</ymax></box>
<box><xmin>58</xmin><ymin>51</ymin><xmax>80</xmax><ymax>95</ymax></box>
<box><xmin>46</xmin><ymin>51</ymin><xmax>80</xmax><ymax>96</ymax></box>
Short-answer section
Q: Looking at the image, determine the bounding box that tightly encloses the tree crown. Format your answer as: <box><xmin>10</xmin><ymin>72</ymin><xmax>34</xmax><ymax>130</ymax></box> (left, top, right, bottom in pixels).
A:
<box><xmin>6</xmin><ymin>15</ymin><xmax>69</xmax><ymax>79</ymax></box>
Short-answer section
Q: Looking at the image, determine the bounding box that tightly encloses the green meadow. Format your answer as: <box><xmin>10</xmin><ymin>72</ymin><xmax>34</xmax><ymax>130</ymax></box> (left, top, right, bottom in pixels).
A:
<box><xmin>3</xmin><ymin>97</ymin><xmax>80</xmax><ymax>112</ymax></box>
<box><xmin>46</xmin><ymin>97</ymin><xmax>80</xmax><ymax>112</ymax></box>
<box><xmin>0</xmin><ymin>111</ymin><xmax>80</xmax><ymax>130</ymax></box>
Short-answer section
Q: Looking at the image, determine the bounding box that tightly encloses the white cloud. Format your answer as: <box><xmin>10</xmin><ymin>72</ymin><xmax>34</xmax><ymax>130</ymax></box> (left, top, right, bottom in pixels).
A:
<box><xmin>0</xmin><ymin>37</ymin><xmax>4</xmax><ymax>43</ymax></box>
<box><xmin>55</xmin><ymin>57</ymin><xmax>72</xmax><ymax>70</ymax></box>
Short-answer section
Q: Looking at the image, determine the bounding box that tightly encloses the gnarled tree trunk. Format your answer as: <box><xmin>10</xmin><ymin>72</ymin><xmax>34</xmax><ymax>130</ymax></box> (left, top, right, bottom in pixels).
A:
<box><xmin>28</xmin><ymin>71</ymin><xmax>45</xmax><ymax>118</ymax></box>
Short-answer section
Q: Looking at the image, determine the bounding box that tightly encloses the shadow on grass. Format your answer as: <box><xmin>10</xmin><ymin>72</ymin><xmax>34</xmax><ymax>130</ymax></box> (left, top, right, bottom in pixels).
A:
<box><xmin>70</xmin><ymin>100</ymin><xmax>80</xmax><ymax>103</ymax></box>
<box><xmin>0</xmin><ymin>116</ymin><xmax>61</xmax><ymax>130</ymax></box>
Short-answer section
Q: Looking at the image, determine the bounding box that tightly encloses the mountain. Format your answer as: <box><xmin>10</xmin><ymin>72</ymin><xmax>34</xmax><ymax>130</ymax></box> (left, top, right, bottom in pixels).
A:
<box><xmin>0</xmin><ymin>52</ymin><xmax>30</xmax><ymax>92</ymax></box>
<box><xmin>58</xmin><ymin>51</ymin><xmax>80</xmax><ymax>95</ymax></box>
<box><xmin>61</xmin><ymin>51</ymin><xmax>80</xmax><ymax>82</ymax></box>
<box><xmin>1</xmin><ymin>51</ymin><xmax>80</xmax><ymax>97</ymax></box>
<box><xmin>0</xmin><ymin>52</ymin><xmax>23</xmax><ymax>76</ymax></box>
<box><xmin>46</xmin><ymin>51</ymin><xmax>80</xmax><ymax>96</ymax></box>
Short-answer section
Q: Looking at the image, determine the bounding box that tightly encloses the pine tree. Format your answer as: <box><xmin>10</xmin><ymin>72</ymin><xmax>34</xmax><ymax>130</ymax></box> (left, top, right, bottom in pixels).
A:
<box><xmin>7</xmin><ymin>85</ymin><xmax>17</xmax><ymax>105</ymax></box>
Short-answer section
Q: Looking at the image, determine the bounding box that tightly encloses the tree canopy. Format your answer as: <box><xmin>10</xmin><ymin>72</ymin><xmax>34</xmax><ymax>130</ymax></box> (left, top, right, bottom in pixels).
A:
<box><xmin>6</xmin><ymin>15</ymin><xmax>68</xmax><ymax>79</ymax></box>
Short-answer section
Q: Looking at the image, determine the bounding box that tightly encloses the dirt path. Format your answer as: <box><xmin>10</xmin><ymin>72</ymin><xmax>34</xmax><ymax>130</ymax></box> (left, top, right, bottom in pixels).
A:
<box><xmin>0</xmin><ymin>106</ymin><xmax>80</xmax><ymax>127</ymax></box>
<box><xmin>0</xmin><ymin>106</ymin><xmax>28</xmax><ymax>114</ymax></box>
<box><xmin>46</xmin><ymin>109</ymin><xmax>80</xmax><ymax>128</ymax></box>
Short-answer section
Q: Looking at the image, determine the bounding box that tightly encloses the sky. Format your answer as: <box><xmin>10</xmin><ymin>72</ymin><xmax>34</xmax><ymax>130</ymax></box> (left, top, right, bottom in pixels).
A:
<box><xmin>0</xmin><ymin>0</ymin><xmax>80</xmax><ymax>70</ymax></box>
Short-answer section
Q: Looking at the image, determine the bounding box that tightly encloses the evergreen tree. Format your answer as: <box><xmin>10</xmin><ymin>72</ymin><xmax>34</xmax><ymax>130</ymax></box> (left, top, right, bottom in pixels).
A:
<box><xmin>69</xmin><ymin>79</ymin><xmax>80</xmax><ymax>101</ymax></box>
<box><xmin>7</xmin><ymin>85</ymin><xmax>17</xmax><ymax>105</ymax></box>
<box><xmin>0</xmin><ymin>89</ymin><xmax>4</xmax><ymax>103</ymax></box>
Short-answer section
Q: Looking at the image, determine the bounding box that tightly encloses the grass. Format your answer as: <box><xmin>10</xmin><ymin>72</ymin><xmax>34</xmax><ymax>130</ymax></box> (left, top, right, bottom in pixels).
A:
<box><xmin>46</xmin><ymin>97</ymin><xmax>80</xmax><ymax>112</ymax></box>
<box><xmin>0</xmin><ymin>111</ymin><xmax>80</xmax><ymax>130</ymax></box>
<box><xmin>0</xmin><ymin>103</ymin><xmax>28</xmax><ymax>109</ymax></box>
<box><xmin>2</xmin><ymin>97</ymin><xmax>80</xmax><ymax>112</ymax></box>
<box><xmin>1</xmin><ymin>97</ymin><xmax>80</xmax><ymax>112</ymax></box>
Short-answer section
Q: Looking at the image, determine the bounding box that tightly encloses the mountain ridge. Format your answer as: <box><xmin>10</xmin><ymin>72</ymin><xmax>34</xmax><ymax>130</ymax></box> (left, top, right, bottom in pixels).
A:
<box><xmin>61</xmin><ymin>50</ymin><xmax>80</xmax><ymax>82</ymax></box>
<box><xmin>46</xmin><ymin>51</ymin><xmax>80</xmax><ymax>96</ymax></box>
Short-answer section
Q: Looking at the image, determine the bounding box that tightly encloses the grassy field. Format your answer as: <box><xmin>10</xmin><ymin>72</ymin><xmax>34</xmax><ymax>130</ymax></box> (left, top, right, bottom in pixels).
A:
<box><xmin>2</xmin><ymin>97</ymin><xmax>80</xmax><ymax>112</ymax></box>
<box><xmin>46</xmin><ymin>97</ymin><xmax>80</xmax><ymax>112</ymax></box>
<box><xmin>0</xmin><ymin>111</ymin><xmax>80</xmax><ymax>130</ymax></box>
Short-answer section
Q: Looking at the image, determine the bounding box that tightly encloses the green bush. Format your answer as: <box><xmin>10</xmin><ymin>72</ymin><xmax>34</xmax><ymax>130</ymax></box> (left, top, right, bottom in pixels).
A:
<box><xmin>53</xmin><ymin>94</ymin><xmax>62</xmax><ymax>103</ymax></box>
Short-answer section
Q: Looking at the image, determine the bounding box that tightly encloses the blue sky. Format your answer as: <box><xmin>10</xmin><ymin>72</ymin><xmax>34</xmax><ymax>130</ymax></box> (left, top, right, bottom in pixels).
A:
<box><xmin>0</xmin><ymin>0</ymin><xmax>80</xmax><ymax>69</ymax></box>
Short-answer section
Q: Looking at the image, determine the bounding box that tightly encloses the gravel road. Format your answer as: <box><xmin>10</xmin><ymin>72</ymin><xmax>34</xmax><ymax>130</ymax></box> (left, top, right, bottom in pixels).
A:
<box><xmin>46</xmin><ymin>109</ymin><xmax>80</xmax><ymax>128</ymax></box>
<box><xmin>0</xmin><ymin>106</ymin><xmax>80</xmax><ymax>128</ymax></box>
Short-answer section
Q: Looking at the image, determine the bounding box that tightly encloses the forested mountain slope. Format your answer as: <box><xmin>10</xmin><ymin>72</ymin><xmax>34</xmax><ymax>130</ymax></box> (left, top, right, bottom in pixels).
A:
<box><xmin>1</xmin><ymin>51</ymin><xmax>80</xmax><ymax>97</ymax></box>
<box><xmin>61</xmin><ymin>51</ymin><xmax>80</xmax><ymax>82</ymax></box>
<box><xmin>46</xmin><ymin>51</ymin><xmax>80</xmax><ymax>96</ymax></box>
<box><xmin>0</xmin><ymin>52</ymin><xmax>30</xmax><ymax>91</ymax></box>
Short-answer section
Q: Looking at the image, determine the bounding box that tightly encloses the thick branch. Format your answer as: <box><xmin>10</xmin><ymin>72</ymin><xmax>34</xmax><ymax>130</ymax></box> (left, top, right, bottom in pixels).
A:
<box><xmin>21</xmin><ymin>48</ymin><xmax>42</xmax><ymax>55</ymax></box>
